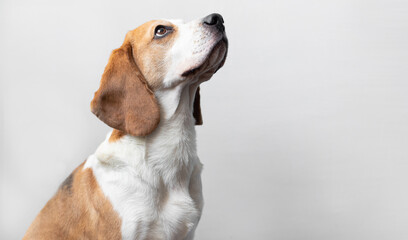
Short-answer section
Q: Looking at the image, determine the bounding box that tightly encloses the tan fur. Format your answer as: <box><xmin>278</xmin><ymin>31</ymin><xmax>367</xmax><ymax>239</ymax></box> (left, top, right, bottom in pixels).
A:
<box><xmin>126</xmin><ymin>20</ymin><xmax>178</xmax><ymax>90</ymax></box>
<box><xmin>23</xmin><ymin>162</ymin><xmax>122</xmax><ymax>240</ymax></box>
<box><xmin>90</xmin><ymin>41</ymin><xmax>160</xmax><ymax>137</ymax></box>
<box><xmin>24</xmin><ymin>18</ymin><xmax>219</xmax><ymax>237</ymax></box>
<box><xmin>109</xmin><ymin>129</ymin><xmax>126</xmax><ymax>142</ymax></box>
<box><xmin>92</xmin><ymin>20</ymin><xmax>200</xmax><ymax>142</ymax></box>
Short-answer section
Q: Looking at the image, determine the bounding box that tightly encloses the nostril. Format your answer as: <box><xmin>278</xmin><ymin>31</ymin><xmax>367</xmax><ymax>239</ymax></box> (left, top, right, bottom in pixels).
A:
<box><xmin>205</xmin><ymin>17</ymin><xmax>216</xmax><ymax>25</ymax></box>
<box><xmin>203</xmin><ymin>13</ymin><xmax>224</xmax><ymax>26</ymax></box>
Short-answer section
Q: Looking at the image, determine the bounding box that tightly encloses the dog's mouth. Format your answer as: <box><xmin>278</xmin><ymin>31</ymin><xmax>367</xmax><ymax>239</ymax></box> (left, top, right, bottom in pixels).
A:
<box><xmin>181</xmin><ymin>37</ymin><xmax>228</xmax><ymax>77</ymax></box>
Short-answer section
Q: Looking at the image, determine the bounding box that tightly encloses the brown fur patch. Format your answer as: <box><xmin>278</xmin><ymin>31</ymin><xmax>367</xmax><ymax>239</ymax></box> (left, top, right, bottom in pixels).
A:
<box><xmin>58</xmin><ymin>171</ymin><xmax>75</xmax><ymax>193</ymax></box>
<box><xmin>91</xmin><ymin>20</ymin><xmax>181</xmax><ymax>137</ymax></box>
<box><xmin>109</xmin><ymin>129</ymin><xmax>126</xmax><ymax>142</ymax></box>
<box><xmin>23</xmin><ymin>162</ymin><xmax>122</xmax><ymax>240</ymax></box>
<box><xmin>90</xmin><ymin>42</ymin><xmax>160</xmax><ymax>137</ymax></box>
<box><xmin>91</xmin><ymin>20</ymin><xmax>205</xmax><ymax>137</ymax></box>
<box><xmin>126</xmin><ymin>20</ymin><xmax>178</xmax><ymax>90</ymax></box>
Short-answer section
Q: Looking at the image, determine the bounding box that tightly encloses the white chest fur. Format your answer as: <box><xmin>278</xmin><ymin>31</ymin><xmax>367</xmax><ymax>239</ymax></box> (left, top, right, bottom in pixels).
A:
<box><xmin>84</xmin><ymin>85</ymin><xmax>204</xmax><ymax>240</ymax></box>
<box><xmin>85</xmin><ymin>152</ymin><xmax>203</xmax><ymax>240</ymax></box>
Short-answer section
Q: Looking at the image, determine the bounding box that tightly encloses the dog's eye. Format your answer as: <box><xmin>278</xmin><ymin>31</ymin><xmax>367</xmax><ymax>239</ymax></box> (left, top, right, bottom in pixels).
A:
<box><xmin>156</xmin><ymin>27</ymin><xmax>167</xmax><ymax>36</ymax></box>
<box><xmin>154</xmin><ymin>25</ymin><xmax>172</xmax><ymax>39</ymax></box>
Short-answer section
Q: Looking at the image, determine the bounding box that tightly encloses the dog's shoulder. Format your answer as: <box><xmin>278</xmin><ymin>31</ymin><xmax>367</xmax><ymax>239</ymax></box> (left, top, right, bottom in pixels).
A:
<box><xmin>23</xmin><ymin>161</ymin><xmax>122</xmax><ymax>240</ymax></box>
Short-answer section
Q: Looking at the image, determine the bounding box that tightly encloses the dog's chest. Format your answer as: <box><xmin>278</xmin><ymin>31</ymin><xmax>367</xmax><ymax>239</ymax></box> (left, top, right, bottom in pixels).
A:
<box><xmin>86</xmin><ymin>154</ymin><xmax>202</xmax><ymax>240</ymax></box>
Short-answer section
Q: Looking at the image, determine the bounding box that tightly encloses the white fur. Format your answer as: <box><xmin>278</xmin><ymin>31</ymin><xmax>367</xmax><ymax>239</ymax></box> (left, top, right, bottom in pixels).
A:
<box><xmin>82</xmin><ymin>17</ymin><xmax>219</xmax><ymax>240</ymax></box>
<box><xmin>163</xmin><ymin>18</ymin><xmax>224</xmax><ymax>88</ymax></box>
<box><xmin>84</xmin><ymin>85</ymin><xmax>203</xmax><ymax>240</ymax></box>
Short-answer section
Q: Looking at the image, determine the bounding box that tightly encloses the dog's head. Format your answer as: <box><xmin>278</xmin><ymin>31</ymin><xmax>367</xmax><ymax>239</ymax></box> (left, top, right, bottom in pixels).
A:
<box><xmin>91</xmin><ymin>13</ymin><xmax>228</xmax><ymax>136</ymax></box>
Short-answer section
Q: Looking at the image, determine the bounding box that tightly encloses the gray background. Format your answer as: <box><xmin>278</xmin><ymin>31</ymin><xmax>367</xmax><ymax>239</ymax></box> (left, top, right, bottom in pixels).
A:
<box><xmin>1</xmin><ymin>0</ymin><xmax>408</xmax><ymax>239</ymax></box>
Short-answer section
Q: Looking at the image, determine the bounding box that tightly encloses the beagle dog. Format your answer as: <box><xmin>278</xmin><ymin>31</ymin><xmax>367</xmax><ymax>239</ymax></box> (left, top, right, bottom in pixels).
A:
<box><xmin>23</xmin><ymin>13</ymin><xmax>228</xmax><ymax>240</ymax></box>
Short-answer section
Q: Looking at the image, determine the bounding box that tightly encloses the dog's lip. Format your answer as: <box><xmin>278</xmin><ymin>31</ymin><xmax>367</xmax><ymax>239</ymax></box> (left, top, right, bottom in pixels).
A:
<box><xmin>214</xmin><ymin>37</ymin><xmax>228</xmax><ymax>73</ymax></box>
<box><xmin>181</xmin><ymin>37</ymin><xmax>228</xmax><ymax>77</ymax></box>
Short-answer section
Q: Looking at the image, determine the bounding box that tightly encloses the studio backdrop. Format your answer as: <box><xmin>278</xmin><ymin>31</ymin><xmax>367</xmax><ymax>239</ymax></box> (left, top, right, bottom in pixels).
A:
<box><xmin>1</xmin><ymin>0</ymin><xmax>408</xmax><ymax>239</ymax></box>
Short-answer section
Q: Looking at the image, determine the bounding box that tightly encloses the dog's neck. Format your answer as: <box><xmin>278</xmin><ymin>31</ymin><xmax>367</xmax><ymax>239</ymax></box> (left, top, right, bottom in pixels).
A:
<box><xmin>94</xmin><ymin>83</ymin><xmax>199</xmax><ymax>185</ymax></box>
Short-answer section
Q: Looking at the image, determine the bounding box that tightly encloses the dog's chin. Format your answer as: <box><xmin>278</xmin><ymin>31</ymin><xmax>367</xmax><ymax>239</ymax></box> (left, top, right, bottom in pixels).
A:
<box><xmin>181</xmin><ymin>38</ymin><xmax>228</xmax><ymax>79</ymax></box>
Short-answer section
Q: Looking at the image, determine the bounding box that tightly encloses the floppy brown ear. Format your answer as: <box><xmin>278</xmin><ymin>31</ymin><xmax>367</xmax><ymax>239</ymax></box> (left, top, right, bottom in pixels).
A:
<box><xmin>91</xmin><ymin>43</ymin><xmax>160</xmax><ymax>136</ymax></box>
<box><xmin>193</xmin><ymin>87</ymin><xmax>203</xmax><ymax>125</ymax></box>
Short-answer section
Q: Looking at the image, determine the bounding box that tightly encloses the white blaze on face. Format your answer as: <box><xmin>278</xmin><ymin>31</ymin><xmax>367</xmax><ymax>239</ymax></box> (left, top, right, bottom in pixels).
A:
<box><xmin>162</xmin><ymin>18</ymin><xmax>224</xmax><ymax>88</ymax></box>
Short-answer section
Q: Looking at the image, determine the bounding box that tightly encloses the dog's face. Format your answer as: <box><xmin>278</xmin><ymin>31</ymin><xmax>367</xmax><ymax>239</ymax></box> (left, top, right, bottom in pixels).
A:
<box><xmin>127</xmin><ymin>15</ymin><xmax>228</xmax><ymax>89</ymax></box>
<box><xmin>91</xmin><ymin>14</ymin><xmax>228</xmax><ymax>136</ymax></box>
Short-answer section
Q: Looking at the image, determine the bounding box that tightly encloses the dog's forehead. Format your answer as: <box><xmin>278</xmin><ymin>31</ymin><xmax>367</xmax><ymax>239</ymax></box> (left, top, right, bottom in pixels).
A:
<box><xmin>165</xmin><ymin>19</ymin><xmax>185</xmax><ymax>25</ymax></box>
<box><xmin>164</xmin><ymin>18</ymin><xmax>199</xmax><ymax>28</ymax></box>
<box><xmin>127</xmin><ymin>19</ymin><xmax>173</xmax><ymax>41</ymax></box>
<box><xmin>128</xmin><ymin>19</ymin><xmax>196</xmax><ymax>39</ymax></box>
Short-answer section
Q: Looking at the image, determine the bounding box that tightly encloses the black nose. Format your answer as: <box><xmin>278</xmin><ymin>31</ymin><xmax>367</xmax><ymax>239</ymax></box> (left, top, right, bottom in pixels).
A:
<box><xmin>203</xmin><ymin>13</ymin><xmax>225</xmax><ymax>32</ymax></box>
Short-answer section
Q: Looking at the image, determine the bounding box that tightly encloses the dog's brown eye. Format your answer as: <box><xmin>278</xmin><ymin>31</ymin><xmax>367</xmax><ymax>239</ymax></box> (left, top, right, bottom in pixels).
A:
<box><xmin>156</xmin><ymin>27</ymin><xmax>167</xmax><ymax>35</ymax></box>
<box><xmin>154</xmin><ymin>25</ymin><xmax>173</xmax><ymax>39</ymax></box>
